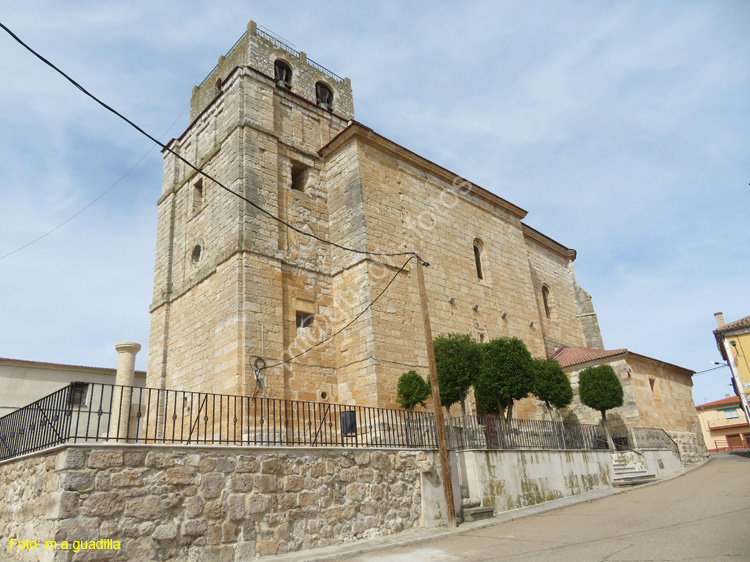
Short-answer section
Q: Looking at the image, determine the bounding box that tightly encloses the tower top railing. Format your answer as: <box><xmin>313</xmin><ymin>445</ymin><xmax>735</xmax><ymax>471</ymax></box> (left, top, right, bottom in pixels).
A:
<box><xmin>197</xmin><ymin>23</ymin><xmax>345</xmax><ymax>89</ymax></box>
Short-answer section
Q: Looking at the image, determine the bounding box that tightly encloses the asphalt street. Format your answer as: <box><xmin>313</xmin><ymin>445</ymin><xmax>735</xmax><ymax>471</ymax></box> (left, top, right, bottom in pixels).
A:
<box><xmin>346</xmin><ymin>453</ymin><xmax>750</xmax><ymax>562</ymax></box>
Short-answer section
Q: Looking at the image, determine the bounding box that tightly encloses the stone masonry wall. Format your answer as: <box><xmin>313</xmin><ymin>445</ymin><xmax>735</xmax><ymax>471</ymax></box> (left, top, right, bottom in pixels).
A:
<box><xmin>1</xmin><ymin>445</ymin><xmax>432</xmax><ymax>562</ymax></box>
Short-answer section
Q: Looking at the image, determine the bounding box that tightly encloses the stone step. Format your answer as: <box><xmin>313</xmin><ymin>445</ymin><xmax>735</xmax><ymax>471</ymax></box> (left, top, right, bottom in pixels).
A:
<box><xmin>463</xmin><ymin>506</ymin><xmax>495</xmax><ymax>522</ymax></box>
<box><xmin>614</xmin><ymin>467</ymin><xmax>649</xmax><ymax>476</ymax></box>
<box><xmin>613</xmin><ymin>474</ymin><xmax>656</xmax><ymax>487</ymax></box>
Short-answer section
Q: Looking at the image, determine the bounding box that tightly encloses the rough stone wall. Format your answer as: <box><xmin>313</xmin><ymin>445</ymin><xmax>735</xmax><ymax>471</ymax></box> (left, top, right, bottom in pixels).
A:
<box><xmin>667</xmin><ymin>430</ymin><xmax>709</xmax><ymax>465</ymax></box>
<box><xmin>0</xmin><ymin>452</ymin><xmax>60</xmax><ymax>562</ymax></box>
<box><xmin>0</xmin><ymin>445</ymin><xmax>431</xmax><ymax>561</ymax></box>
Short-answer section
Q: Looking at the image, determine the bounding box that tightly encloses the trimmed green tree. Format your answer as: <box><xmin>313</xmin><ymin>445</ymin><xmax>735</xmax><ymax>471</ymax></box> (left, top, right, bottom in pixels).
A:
<box><xmin>474</xmin><ymin>337</ymin><xmax>534</xmax><ymax>420</ymax></box>
<box><xmin>578</xmin><ymin>365</ymin><xmax>624</xmax><ymax>449</ymax></box>
<box><xmin>433</xmin><ymin>333</ymin><xmax>482</xmax><ymax>417</ymax></box>
<box><xmin>396</xmin><ymin>370</ymin><xmax>431</xmax><ymax>411</ymax></box>
<box><xmin>532</xmin><ymin>358</ymin><xmax>574</xmax><ymax>420</ymax></box>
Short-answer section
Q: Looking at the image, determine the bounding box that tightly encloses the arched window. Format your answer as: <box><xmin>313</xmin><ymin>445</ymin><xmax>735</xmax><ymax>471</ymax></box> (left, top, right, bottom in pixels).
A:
<box><xmin>473</xmin><ymin>239</ymin><xmax>484</xmax><ymax>280</ymax></box>
<box><xmin>315</xmin><ymin>82</ymin><xmax>334</xmax><ymax>110</ymax></box>
<box><xmin>274</xmin><ymin>60</ymin><xmax>292</xmax><ymax>89</ymax></box>
<box><xmin>542</xmin><ymin>285</ymin><xmax>551</xmax><ymax>319</ymax></box>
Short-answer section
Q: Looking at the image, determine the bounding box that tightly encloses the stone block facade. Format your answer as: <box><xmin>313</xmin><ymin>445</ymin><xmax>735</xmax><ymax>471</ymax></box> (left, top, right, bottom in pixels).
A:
<box><xmin>562</xmin><ymin>353</ymin><xmax>708</xmax><ymax>462</ymax></box>
<box><xmin>1</xmin><ymin>445</ymin><xmax>433</xmax><ymax>561</ymax></box>
<box><xmin>148</xmin><ymin>20</ymin><xmax>604</xmax><ymax>410</ymax></box>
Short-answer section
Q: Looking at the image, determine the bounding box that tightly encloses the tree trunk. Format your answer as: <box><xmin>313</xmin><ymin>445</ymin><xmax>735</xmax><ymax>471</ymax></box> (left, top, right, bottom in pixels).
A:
<box><xmin>505</xmin><ymin>398</ymin><xmax>514</xmax><ymax>421</ymax></box>
<box><xmin>601</xmin><ymin>409</ymin><xmax>615</xmax><ymax>450</ymax></box>
<box><xmin>545</xmin><ymin>400</ymin><xmax>554</xmax><ymax>421</ymax></box>
<box><xmin>557</xmin><ymin>407</ymin><xmax>567</xmax><ymax>449</ymax></box>
<box><xmin>495</xmin><ymin>397</ymin><xmax>505</xmax><ymax>418</ymax></box>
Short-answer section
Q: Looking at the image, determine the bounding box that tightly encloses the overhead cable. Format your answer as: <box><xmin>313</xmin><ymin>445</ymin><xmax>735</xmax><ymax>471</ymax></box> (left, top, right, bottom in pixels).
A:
<box><xmin>0</xmin><ymin>22</ymin><xmax>415</xmax><ymax>259</ymax></box>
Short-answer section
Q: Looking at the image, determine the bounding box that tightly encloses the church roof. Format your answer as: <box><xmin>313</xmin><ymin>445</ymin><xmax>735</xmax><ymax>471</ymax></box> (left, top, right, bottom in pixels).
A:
<box><xmin>552</xmin><ymin>346</ymin><xmax>694</xmax><ymax>374</ymax></box>
<box><xmin>551</xmin><ymin>346</ymin><xmax>627</xmax><ymax>368</ymax></box>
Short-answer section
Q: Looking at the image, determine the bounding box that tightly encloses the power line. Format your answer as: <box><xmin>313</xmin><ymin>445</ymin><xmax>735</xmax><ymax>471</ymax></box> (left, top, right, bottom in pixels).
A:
<box><xmin>0</xmin><ymin>22</ymin><xmax>414</xmax><ymax>259</ymax></box>
<box><xmin>264</xmin><ymin>254</ymin><xmax>416</xmax><ymax>369</ymax></box>
<box><xmin>693</xmin><ymin>364</ymin><xmax>728</xmax><ymax>375</ymax></box>
<box><xmin>0</xmin><ymin>103</ymin><xmax>190</xmax><ymax>261</ymax></box>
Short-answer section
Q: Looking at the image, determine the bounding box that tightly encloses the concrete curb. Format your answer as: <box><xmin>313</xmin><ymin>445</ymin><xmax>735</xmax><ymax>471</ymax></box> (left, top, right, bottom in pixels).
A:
<box><xmin>263</xmin><ymin>458</ymin><xmax>711</xmax><ymax>562</ymax></box>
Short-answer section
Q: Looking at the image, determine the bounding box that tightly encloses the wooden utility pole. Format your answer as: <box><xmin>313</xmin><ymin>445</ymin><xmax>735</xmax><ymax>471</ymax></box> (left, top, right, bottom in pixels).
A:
<box><xmin>415</xmin><ymin>254</ymin><xmax>457</xmax><ymax>528</ymax></box>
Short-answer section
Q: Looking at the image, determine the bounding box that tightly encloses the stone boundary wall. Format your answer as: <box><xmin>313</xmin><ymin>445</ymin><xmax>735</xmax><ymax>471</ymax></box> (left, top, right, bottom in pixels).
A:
<box><xmin>667</xmin><ymin>430</ymin><xmax>709</xmax><ymax>465</ymax></box>
<box><xmin>1</xmin><ymin>445</ymin><xmax>436</xmax><ymax>561</ymax></box>
<box><xmin>456</xmin><ymin>449</ymin><xmax>613</xmax><ymax>512</ymax></box>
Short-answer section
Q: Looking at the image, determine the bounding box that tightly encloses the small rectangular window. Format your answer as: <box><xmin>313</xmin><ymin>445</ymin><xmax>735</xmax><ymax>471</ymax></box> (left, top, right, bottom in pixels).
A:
<box><xmin>291</xmin><ymin>163</ymin><xmax>309</xmax><ymax>192</ymax></box>
<box><xmin>70</xmin><ymin>382</ymin><xmax>89</xmax><ymax>407</ymax></box>
<box><xmin>296</xmin><ymin>312</ymin><xmax>314</xmax><ymax>329</ymax></box>
<box><xmin>725</xmin><ymin>409</ymin><xmax>740</xmax><ymax>420</ymax></box>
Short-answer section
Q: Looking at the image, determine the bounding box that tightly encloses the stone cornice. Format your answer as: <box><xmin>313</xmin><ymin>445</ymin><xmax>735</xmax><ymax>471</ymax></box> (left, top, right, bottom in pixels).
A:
<box><xmin>522</xmin><ymin>223</ymin><xmax>577</xmax><ymax>261</ymax></box>
<box><xmin>319</xmin><ymin>122</ymin><xmax>528</xmax><ymax>221</ymax></box>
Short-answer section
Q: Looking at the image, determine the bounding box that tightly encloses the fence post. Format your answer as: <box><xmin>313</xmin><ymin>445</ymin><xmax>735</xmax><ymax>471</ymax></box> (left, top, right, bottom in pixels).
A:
<box><xmin>111</xmin><ymin>342</ymin><xmax>141</xmax><ymax>442</ymax></box>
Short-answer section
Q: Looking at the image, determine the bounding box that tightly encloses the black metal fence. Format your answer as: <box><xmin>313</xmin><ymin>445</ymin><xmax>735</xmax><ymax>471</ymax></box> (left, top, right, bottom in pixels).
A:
<box><xmin>611</xmin><ymin>427</ymin><xmax>681</xmax><ymax>459</ymax></box>
<box><xmin>445</xmin><ymin>415</ymin><xmax>609</xmax><ymax>451</ymax></box>
<box><xmin>0</xmin><ymin>382</ymin><xmax>679</xmax><ymax>462</ymax></box>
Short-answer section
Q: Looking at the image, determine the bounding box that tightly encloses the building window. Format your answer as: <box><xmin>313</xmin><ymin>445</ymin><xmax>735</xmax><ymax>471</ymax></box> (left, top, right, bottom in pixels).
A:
<box><xmin>191</xmin><ymin>244</ymin><xmax>202</xmax><ymax>264</ymax></box>
<box><xmin>291</xmin><ymin>162</ymin><xmax>309</xmax><ymax>192</ymax></box>
<box><xmin>274</xmin><ymin>60</ymin><xmax>292</xmax><ymax>89</ymax></box>
<box><xmin>316</xmin><ymin>82</ymin><xmax>334</xmax><ymax>110</ymax></box>
<box><xmin>193</xmin><ymin>179</ymin><xmax>204</xmax><ymax>214</ymax></box>
<box><xmin>649</xmin><ymin>378</ymin><xmax>661</xmax><ymax>400</ymax></box>
<box><xmin>70</xmin><ymin>382</ymin><xmax>89</xmax><ymax>408</ymax></box>
<box><xmin>725</xmin><ymin>409</ymin><xmax>740</xmax><ymax>420</ymax></box>
<box><xmin>296</xmin><ymin>312</ymin><xmax>314</xmax><ymax>330</ymax></box>
<box><xmin>473</xmin><ymin>239</ymin><xmax>484</xmax><ymax>280</ymax></box>
<box><xmin>542</xmin><ymin>285</ymin><xmax>551</xmax><ymax>319</ymax></box>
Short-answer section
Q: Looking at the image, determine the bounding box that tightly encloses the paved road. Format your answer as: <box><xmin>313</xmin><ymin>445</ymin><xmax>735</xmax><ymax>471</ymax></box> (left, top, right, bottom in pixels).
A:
<box><xmin>348</xmin><ymin>453</ymin><xmax>750</xmax><ymax>562</ymax></box>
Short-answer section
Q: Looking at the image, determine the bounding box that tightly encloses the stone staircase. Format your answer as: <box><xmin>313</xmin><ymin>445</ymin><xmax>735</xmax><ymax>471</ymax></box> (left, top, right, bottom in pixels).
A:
<box><xmin>613</xmin><ymin>460</ymin><xmax>655</xmax><ymax>487</ymax></box>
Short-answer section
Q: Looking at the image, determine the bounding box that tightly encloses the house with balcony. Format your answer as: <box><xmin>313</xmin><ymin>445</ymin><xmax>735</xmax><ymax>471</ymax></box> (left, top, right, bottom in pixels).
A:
<box><xmin>696</xmin><ymin>395</ymin><xmax>750</xmax><ymax>452</ymax></box>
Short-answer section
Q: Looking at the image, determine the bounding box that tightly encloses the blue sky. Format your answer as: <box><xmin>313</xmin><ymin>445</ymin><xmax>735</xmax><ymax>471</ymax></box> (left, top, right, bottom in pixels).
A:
<box><xmin>1</xmin><ymin>1</ymin><xmax>747</xmax><ymax>406</ymax></box>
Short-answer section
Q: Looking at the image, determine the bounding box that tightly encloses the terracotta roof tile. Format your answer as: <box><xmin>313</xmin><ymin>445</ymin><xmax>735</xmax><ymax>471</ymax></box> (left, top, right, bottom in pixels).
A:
<box><xmin>696</xmin><ymin>396</ymin><xmax>741</xmax><ymax>409</ymax></box>
<box><xmin>714</xmin><ymin>315</ymin><xmax>750</xmax><ymax>336</ymax></box>
<box><xmin>551</xmin><ymin>346</ymin><xmax>627</xmax><ymax>369</ymax></box>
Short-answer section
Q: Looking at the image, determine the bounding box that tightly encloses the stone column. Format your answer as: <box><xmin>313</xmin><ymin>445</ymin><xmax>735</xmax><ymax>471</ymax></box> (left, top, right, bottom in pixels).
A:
<box><xmin>112</xmin><ymin>342</ymin><xmax>141</xmax><ymax>442</ymax></box>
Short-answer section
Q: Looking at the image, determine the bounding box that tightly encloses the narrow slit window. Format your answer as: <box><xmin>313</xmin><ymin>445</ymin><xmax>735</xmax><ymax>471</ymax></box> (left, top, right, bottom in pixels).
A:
<box><xmin>649</xmin><ymin>378</ymin><xmax>660</xmax><ymax>400</ymax></box>
<box><xmin>193</xmin><ymin>179</ymin><xmax>204</xmax><ymax>214</ymax></box>
<box><xmin>473</xmin><ymin>242</ymin><xmax>483</xmax><ymax>280</ymax></box>
<box><xmin>542</xmin><ymin>285</ymin><xmax>551</xmax><ymax>319</ymax></box>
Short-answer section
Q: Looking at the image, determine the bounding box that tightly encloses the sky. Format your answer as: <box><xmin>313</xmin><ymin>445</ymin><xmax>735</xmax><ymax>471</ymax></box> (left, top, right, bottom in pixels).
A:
<box><xmin>0</xmin><ymin>1</ymin><xmax>748</xmax><ymax>407</ymax></box>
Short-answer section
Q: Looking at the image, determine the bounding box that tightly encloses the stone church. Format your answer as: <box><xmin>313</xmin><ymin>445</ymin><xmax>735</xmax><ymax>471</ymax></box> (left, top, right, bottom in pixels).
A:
<box><xmin>147</xmin><ymin>21</ymin><xmax>604</xmax><ymax>410</ymax></box>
